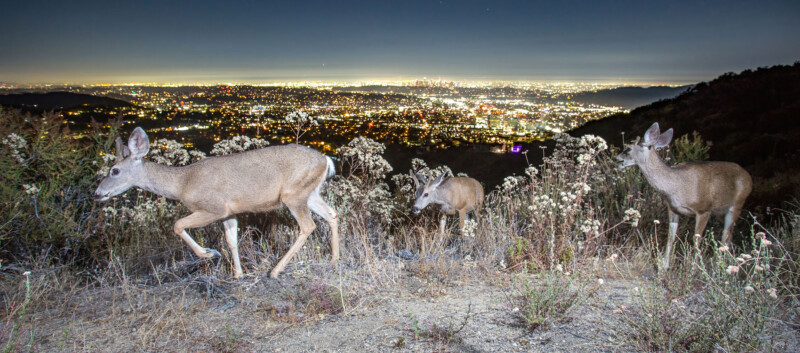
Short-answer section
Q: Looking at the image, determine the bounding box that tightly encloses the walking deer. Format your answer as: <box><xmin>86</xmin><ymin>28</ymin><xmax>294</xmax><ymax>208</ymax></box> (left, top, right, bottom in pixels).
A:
<box><xmin>616</xmin><ymin>122</ymin><xmax>752</xmax><ymax>269</ymax></box>
<box><xmin>93</xmin><ymin>127</ymin><xmax>339</xmax><ymax>279</ymax></box>
<box><xmin>410</xmin><ymin>171</ymin><xmax>484</xmax><ymax>233</ymax></box>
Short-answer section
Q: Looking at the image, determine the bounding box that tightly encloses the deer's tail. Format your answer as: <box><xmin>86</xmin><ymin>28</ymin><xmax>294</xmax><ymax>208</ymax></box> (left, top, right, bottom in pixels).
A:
<box><xmin>325</xmin><ymin>156</ymin><xmax>336</xmax><ymax>180</ymax></box>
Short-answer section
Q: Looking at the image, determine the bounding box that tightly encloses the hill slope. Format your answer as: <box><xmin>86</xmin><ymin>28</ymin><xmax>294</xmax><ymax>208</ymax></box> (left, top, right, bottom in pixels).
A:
<box><xmin>570</xmin><ymin>63</ymin><xmax>800</xmax><ymax>208</ymax></box>
<box><xmin>570</xmin><ymin>85</ymin><xmax>692</xmax><ymax>109</ymax></box>
<box><xmin>0</xmin><ymin>91</ymin><xmax>132</xmax><ymax>110</ymax></box>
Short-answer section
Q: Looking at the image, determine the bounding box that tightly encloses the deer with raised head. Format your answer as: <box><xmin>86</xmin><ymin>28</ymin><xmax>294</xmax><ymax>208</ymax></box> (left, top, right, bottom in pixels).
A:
<box><xmin>616</xmin><ymin>122</ymin><xmax>752</xmax><ymax>269</ymax></box>
<box><xmin>93</xmin><ymin>127</ymin><xmax>339</xmax><ymax>279</ymax></box>
<box><xmin>410</xmin><ymin>171</ymin><xmax>484</xmax><ymax>232</ymax></box>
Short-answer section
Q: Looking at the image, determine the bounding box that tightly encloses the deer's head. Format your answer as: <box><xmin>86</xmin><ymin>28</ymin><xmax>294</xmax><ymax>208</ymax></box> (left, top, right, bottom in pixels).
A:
<box><xmin>616</xmin><ymin>122</ymin><xmax>673</xmax><ymax>169</ymax></box>
<box><xmin>93</xmin><ymin>127</ymin><xmax>150</xmax><ymax>202</ymax></box>
<box><xmin>410</xmin><ymin>170</ymin><xmax>445</xmax><ymax>214</ymax></box>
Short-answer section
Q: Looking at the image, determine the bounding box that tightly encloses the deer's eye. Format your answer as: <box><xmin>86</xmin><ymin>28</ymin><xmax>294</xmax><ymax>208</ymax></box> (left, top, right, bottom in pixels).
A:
<box><xmin>111</xmin><ymin>168</ymin><xmax>120</xmax><ymax>176</ymax></box>
<box><xmin>624</xmin><ymin>147</ymin><xmax>631</xmax><ymax>154</ymax></box>
<box><xmin>423</xmin><ymin>193</ymin><xmax>429</xmax><ymax>198</ymax></box>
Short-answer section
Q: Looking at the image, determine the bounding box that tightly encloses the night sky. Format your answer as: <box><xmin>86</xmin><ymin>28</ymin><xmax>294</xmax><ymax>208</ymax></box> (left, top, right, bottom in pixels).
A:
<box><xmin>1</xmin><ymin>0</ymin><xmax>798</xmax><ymax>84</ymax></box>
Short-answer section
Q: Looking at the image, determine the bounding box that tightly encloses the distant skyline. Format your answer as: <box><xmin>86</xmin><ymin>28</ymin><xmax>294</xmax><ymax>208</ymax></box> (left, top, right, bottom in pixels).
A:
<box><xmin>1</xmin><ymin>0</ymin><xmax>799</xmax><ymax>85</ymax></box>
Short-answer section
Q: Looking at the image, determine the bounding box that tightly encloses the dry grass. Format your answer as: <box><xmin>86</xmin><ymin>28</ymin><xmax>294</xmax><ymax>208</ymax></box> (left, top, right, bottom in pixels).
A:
<box><xmin>1</xmin><ymin>112</ymin><xmax>798</xmax><ymax>351</ymax></box>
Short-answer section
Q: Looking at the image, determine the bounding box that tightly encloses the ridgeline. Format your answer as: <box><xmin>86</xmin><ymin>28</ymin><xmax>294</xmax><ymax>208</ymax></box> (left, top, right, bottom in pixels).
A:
<box><xmin>570</xmin><ymin>63</ymin><xmax>800</xmax><ymax>209</ymax></box>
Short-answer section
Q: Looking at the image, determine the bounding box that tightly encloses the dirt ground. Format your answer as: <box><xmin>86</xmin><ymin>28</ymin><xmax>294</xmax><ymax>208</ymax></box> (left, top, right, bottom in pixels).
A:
<box><xmin>12</xmin><ymin>259</ymin><xmax>799</xmax><ymax>352</ymax></box>
<box><xmin>12</xmin><ymin>259</ymin><xmax>635</xmax><ymax>353</ymax></box>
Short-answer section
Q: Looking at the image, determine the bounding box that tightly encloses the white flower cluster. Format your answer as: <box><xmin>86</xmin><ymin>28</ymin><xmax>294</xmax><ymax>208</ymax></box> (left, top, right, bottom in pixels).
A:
<box><xmin>338</xmin><ymin>137</ymin><xmax>393</xmax><ymax>179</ymax></box>
<box><xmin>623</xmin><ymin>208</ymin><xmax>642</xmax><ymax>227</ymax></box>
<box><xmin>572</xmin><ymin>182</ymin><xmax>591</xmax><ymax>194</ymax></box>
<box><xmin>330</xmin><ymin>137</ymin><xmax>397</xmax><ymax>225</ymax></box>
<box><xmin>500</xmin><ymin>176</ymin><xmax>526</xmax><ymax>193</ymax></box>
<box><xmin>285</xmin><ymin>111</ymin><xmax>319</xmax><ymax>142</ymax></box>
<box><xmin>210</xmin><ymin>135</ymin><xmax>269</xmax><ymax>156</ymax></box>
<box><xmin>462</xmin><ymin>218</ymin><xmax>478</xmax><ymax>238</ymax></box>
<box><xmin>23</xmin><ymin>184</ymin><xmax>40</xmax><ymax>195</ymax></box>
<box><xmin>391</xmin><ymin>173</ymin><xmax>415</xmax><ymax>196</ymax></box>
<box><xmin>330</xmin><ymin>172</ymin><xmax>395</xmax><ymax>224</ymax></box>
<box><xmin>530</xmin><ymin>194</ymin><xmax>556</xmax><ymax>216</ymax></box>
<box><xmin>94</xmin><ymin>151</ymin><xmax>118</xmax><ymax>176</ymax></box>
<box><xmin>284</xmin><ymin>111</ymin><xmax>318</xmax><ymax>126</ymax></box>
<box><xmin>524</xmin><ymin>166</ymin><xmax>539</xmax><ymax>177</ymax></box>
<box><xmin>409</xmin><ymin>158</ymin><xmax>454</xmax><ymax>182</ymax></box>
<box><xmin>580</xmin><ymin>219</ymin><xmax>602</xmax><ymax>236</ymax></box>
<box><xmin>148</xmin><ymin>139</ymin><xmax>205</xmax><ymax>166</ymax></box>
<box><xmin>102</xmin><ymin>197</ymin><xmax>179</xmax><ymax>228</ymax></box>
<box><xmin>2</xmin><ymin>133</ymin><xmax>27</xmax><ymax>164</ymax></box>
<box><xmin>550</xmin><ymin>133</ymin><xmax>608</xmax><ymax>166</ymax></box>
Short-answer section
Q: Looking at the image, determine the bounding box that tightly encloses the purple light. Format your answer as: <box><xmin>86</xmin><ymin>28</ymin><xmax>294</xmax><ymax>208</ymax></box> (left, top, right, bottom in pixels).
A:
<box><xmin>511</xmin><ymin>144</ymin><xmax>522</xmax><ymax>153</ymax></box>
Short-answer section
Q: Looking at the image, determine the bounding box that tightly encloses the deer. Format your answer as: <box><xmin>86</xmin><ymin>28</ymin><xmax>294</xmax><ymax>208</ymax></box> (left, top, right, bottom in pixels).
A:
<box><xmin>93</xmin><ymin>127</ymin><xmax>339</xmax><ymax>279</ymax></box>
<box><xmin>616</xmin><ymin>122</ymin><xmax>752</xmax><ymax>270</ymax></box>
<box><xmin>410</xmin><ymin>171</ymin><xmax>484</xmax><ymax>233</ymax></box>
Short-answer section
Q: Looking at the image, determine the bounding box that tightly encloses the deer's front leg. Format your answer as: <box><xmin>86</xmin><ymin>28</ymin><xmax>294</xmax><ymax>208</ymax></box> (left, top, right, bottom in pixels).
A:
<box><xmin>174</xmin><ymin>211</ymin><xmax>225</xmax><ymax>259</ymax></box>
<box><xmin>223</xmin><ymin>218</ymin><xmax>242</xmax><ymax>278</ymax></box>
<box><xmin>663</xmin><ymin>209</ymin><xmax>680</xmax><ymax>271</ymax></box>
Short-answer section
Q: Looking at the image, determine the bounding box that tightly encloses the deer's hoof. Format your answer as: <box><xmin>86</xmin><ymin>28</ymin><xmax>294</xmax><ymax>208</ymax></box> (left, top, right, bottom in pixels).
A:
<box><xmin>203</xmin><ymin>248</ymin><xmax>221</xmax><ymax>258</ymax></box>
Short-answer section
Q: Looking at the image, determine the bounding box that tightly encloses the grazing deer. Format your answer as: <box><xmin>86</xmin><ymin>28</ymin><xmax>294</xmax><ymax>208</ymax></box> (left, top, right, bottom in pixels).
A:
<box><xmin>410</xmin><ymin>171</ymin><xmax>484</xmax><ymax>233</ymax></box>
<box><xmin>93</xmin><ymin>127</ymin><xmax>339</xmax><ymax>279</ymax></box>
<box><xmin>616</xmin><ymin>122</ymin><xmax>752</xmax><ymax>269</ymax></box>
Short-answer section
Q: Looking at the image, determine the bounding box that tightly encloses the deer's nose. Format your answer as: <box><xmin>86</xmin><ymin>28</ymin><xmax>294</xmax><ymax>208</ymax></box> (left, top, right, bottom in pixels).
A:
<box><xmin>93</xmin><ymin>191</ymin><xmax>108</xmax><ymax>201</ymax></box>
<box><xmin>412</xmin><ymin>207</ymin><xmax>421</xmax><ymax>214</ymax></box>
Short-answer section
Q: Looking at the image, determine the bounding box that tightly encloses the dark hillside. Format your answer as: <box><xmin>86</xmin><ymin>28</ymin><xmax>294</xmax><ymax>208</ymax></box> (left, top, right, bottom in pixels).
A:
<box><xmin>570</xmin><ymin>85</ymin><xmax>692</xmax><ymax>109</ymax></box>
<box><xmin>0</xmin><ymin>91</ymin><xmax>133</xmax><ymax>111</ymax></box>
<box><xmin>569</xmin><ymin>63</ymin><xmax>800</xmax><ymax>208</ymax></box>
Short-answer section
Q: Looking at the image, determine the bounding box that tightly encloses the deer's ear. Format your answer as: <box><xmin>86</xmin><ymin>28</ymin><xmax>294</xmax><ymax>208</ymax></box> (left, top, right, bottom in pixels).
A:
<box><xmin>431</xmin><ymin>173</ymin><xmax>445</xmax><ymax>188</ymax></box>
<box><xmin>128</xmin><ymin>127</ymin><xmax>150</xmax><ymax>159</ymax></box>
<box><xmin>655</xmin><ymin>128</ymin><xmax>673</xmax><ymax>149</ymax></box>
<box><xmin>642</xmin><ymin>122</ymin><xmax>661</xmax><ymax>146</ymax></box>
<box><xmin>410</xmin><ymin>169</ymin><xmax>419</xmax><ymax>187</ymax></box>
<box><xmin>416</xmin><ymin>173</ymin><xmax>427</xmax><ymax>185</ymax></box>
<box><xmin>115</xmin><ymin>137</ymin><xmax>131</xmax><ymax>159</ymax></box>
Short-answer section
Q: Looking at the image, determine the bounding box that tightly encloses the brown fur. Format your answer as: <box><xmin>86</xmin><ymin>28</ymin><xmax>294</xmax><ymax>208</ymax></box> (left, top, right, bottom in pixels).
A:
<box><xmin>616</xmin><ymin>123</ymin><xmax>752</xmax><ymax>269</ymax></box>
<box><xmin>411</xmin><ymin>173</ymin><xmax>484</xmax><ymax>231</ymax></box>
<box><xmin>94</xmin><ymin>127</ymin><xmax>339</xmax><ymax>279</ymax></box>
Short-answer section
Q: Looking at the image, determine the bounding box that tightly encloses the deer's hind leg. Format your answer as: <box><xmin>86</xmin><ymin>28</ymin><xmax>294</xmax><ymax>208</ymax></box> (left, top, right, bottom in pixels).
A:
<box><xmin>271</xmin><ymin>202</ymin><xmax>316</xmax><ymax>278</ymax></box>
<box><xmin>722</xmin><ymin>204</ymin><xmax>743</xmax><ymax>247</ymax></box>
<box><xmin>308</xmin><ymin>191</ymin><xmax>339</xmax><ymax>263</ymax></box>
<box><xmin>174</xmin><ymin>211</ymin><xmax>226</xmax><ymax>259</ymax></box>
<box><xmin>222</xmin><ymin>218</ymin><xmax>243</xmax><ymax>279</ymax></box>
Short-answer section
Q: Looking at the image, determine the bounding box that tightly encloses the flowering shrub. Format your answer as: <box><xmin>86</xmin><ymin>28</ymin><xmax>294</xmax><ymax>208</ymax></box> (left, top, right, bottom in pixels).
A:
<box><xmin>210</xmin><ymin>135</ymin><xmax>269</xmax><ymax>156</ymax></box>
<box><xmin>2</xmin><ymin>133</ymin><xmax>28</xmax><ymax>164</ymax></box>
<box><xmin>148</xmin><ymin>139</ymin><xmax>206</xmax><ymax>166</ymax></box>
<box><xmin>499</xmin><ymin>133</ymin><xmax>609</xmax><ymax>271</ymax></box>
<box><xmin>284</xmin><ymin>111</ymin><xmax>319</xmax><ymax>143</ymax></box>
<box><xmin>623</xmin><ymin>228</ymin><xmax>790</xmax><ymax>352</ymax></box>
<box><xmin>330</xmin><ymin>137</ymin><xmax>396</xmax><ymax>228</ymax></box>
<box><xmin>0</xmin><ymin>111</ymin><xmax>110</xmax><ymax>256</ymax></box>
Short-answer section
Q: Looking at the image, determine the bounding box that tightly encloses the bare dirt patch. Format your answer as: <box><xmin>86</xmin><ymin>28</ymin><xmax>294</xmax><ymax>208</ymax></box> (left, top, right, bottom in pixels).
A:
<box><xmin>5</xmin><ymin>260</ymin><xmax>650</xmax><ymax>353</ymax></box>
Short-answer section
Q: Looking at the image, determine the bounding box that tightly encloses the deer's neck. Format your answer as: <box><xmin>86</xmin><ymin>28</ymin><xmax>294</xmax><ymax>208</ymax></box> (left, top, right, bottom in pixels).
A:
<box><xmin>137</xmin><ymin>161</ymin><xmax>187</xmax><ymax>200</ymax></box>
<box><xmin>638</xmin><ymin>150</ymin><xmax>681</xmax><ymax>195</ymax></box>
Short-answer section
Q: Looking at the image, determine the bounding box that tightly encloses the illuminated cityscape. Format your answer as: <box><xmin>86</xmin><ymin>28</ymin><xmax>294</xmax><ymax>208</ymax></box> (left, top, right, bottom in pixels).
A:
<box><xmin>0</xmin><ymin>80</ymin><xmax>629</xmax><ymax>153</ymax></box>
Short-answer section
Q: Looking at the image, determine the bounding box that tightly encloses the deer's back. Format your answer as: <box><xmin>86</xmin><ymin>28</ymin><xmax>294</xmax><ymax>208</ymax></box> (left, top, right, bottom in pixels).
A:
<box><xmin>180</xmin><ymin>144</ymin><xmax>327</xmax><ymax>214</ymax></box>
<box><xmin>671</xmin><ymin>161</ymin><xmax>752</xmax><ymax>214</ymax></box>
<box><xmin>439</xmin><ymin>177</ymin><xmax>484</xmax><ymax>212</ymax></box>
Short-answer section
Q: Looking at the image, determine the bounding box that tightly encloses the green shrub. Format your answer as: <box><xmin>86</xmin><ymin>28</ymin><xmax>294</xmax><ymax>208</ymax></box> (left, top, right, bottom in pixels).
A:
<box><xmin>507</xmin><ymin>271</ymin><xmax>586</xmax><ymax>331</ymax></box>
<box><xmin>671</xmin><ymin>131</ymin><xmax>711</xmax><ymax>163</ymax></box>
<box><xmin>0</xmin><ymin>111</ymin><xmax>111</xmax><ymax>264</ymax></box>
